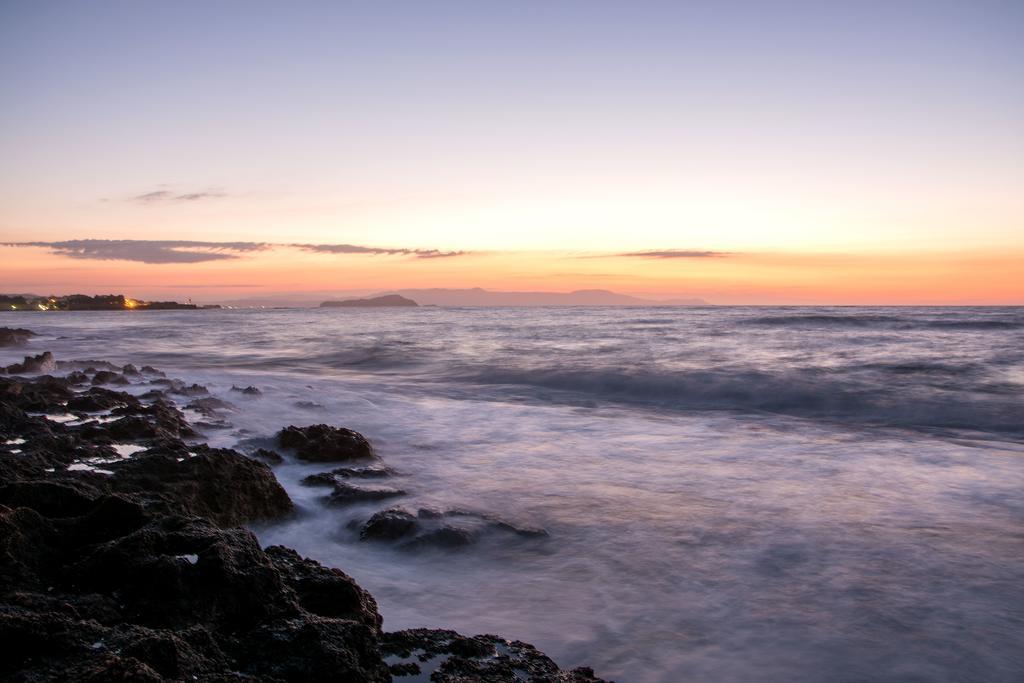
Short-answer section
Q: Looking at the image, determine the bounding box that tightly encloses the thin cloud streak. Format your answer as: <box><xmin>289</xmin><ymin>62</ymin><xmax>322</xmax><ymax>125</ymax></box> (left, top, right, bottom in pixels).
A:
<box><xmin>133</xmin><ymin>189</ymin><xmax>228</xmax><ymax>203</ymax></box>
<box><xmin>292</xmin><ymin>243</ymin><xmax>467</xmax><ymax>259</ymax></box>
<box><xmin>616</xmin><ymin>250</ymin><xmax>730</xmax><ymax>259</ymax></box>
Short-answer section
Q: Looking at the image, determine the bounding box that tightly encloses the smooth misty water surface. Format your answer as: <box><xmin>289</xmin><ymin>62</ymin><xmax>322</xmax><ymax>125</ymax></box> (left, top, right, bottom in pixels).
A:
<box><xmin>3</xmin><ymin>307</ymin><xmax>1023</xmax><ymax>682</ymax></box>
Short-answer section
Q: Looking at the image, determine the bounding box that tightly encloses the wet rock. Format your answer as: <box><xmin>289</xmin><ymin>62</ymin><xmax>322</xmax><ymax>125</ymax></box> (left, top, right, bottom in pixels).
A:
<box><xmin>140</xmin><ymin>365</ymin><xmax>166</xmax><ymax>378</ymax></box>
<box><xmin>358</xmin><ymin>507</ymin><xmax>548</xmax><ymax>549</ymax></box>
<box><xmin>250</xmin><ymin>448</ymin><xmax>284</xmax><ymax>465</ymax></box>
<box><xmin>186</xmin><ymin>397</ymin><xmax>235</xmax><ymax>415</ymax></box>
<box><xmin>264</xmin><ymin>545</ymin><xmax>381</xmax><ymax>627</ymax></box>
<box><xmin>108</xmin><ymin>447</ymin><xmax>294</xmax><ymax>527</ymax></box>
<box><xmin>121</xmin><ymin>364</ymin><xmax>140</xmax><ymax>376</ymax></box>
<box><xmin>0</xmin><ymin>497</ymin><xmax>391</xmax><ymax>682</ymax></box>
<box><xmin>278</xmin><ymin>424</ymin><xmax>375</xmax><ymax>462</ymax></box>
<box><xmin>66</xmin><ymin>370</ymin><xmax>89</xmax><ymax>385</ymax></box>
<box><xmin>382</xmin><ymin>629</ymin><xmax>606</xmax><ymax>682</ymax></box>
<box><xmin>360</xmin><ymin>508</ymin><xmax>418</xmax><ymax>541</ymax></box>
<box><xmin>231</xmin><ymin>385</ymin><xmax>262</xmax><ymax>396</ymax></box>
<box><xmin>91</xmin><ymin>370</ymin><xmax>130</xmax><ymax>386</ymax></box>
<box><xmin>0</xmin><ymin>327</ymin><xmax>35</xmax><ymax>347</ymax></box>
<box><xmin>5</xmin><ymin>351</ymin><xmax>57</xmax><ymax>374</ymax></box>
<box><xmin>325</xmin><ymin>482</ymin><xmax>406</xmax><ymax>506</ymax></box>
<box><xmin>406</xmin><ymin>525</ymin><xmax>475</xmax><ymax>548</ymax></box>
<box><xmin>301</xmin><ymin>472</ymin><xmax>337</xmax><ymax>488</ymax></box>
<box><xmin>294</xmin><ymin>400</ymin><xmax>323</xmax><ymax>410</ymax></box>
<box><xmin>67</xmin><ymin>388</ymin><xmax>140</xmax><ymax>412</ymax></box>
<box><xmin>302</xmin><ymin>466</ymin><xmax>395</xmax><ymax>488</ymax></box>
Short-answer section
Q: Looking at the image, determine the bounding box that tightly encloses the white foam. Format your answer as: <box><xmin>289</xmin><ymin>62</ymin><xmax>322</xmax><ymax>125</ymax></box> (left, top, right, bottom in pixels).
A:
<box><xmin>67</xmin><ymin>463</ymin><xmax>114</xmax><ymax>475</ymax></box>
<box><xmin>112</xmin><ymin>444</ymin><xmax>147</xmax><ymax>457</ymax></box>
<box><xmin>178</xmin><ymin>554</ymin><xmax>199</xmax><ymax>564</ymax></box>
<box><xmin>4</xmin><ymin>438</ymin><xmax>26</xmax><ymax>445</ymax></box>
<box><xmin>42</xmin><ymin>414</ymin><xmax>78</xmax><ymax>423</ymax></box>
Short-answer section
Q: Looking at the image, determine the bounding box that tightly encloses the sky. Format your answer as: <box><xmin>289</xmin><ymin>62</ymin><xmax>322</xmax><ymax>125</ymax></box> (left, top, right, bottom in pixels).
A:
<box><xmin>1</xmin><ymin>0</ymin><xmax>1021</xmax><ymax>304</ymax></box>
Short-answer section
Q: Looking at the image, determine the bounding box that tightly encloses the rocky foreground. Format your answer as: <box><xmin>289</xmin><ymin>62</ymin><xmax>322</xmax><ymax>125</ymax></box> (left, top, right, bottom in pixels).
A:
<box><xmin>0</xmin><ymin>331</ymin><xmax>605</xmax><ymax>682</ymax></box>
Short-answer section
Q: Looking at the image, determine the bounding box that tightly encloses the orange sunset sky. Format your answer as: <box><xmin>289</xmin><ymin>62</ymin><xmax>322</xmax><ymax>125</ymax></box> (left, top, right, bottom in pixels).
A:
<box><xmin>1</xmin><ymin>2</ymin><xmax>1022</xmax><ymax>305</ymax></box>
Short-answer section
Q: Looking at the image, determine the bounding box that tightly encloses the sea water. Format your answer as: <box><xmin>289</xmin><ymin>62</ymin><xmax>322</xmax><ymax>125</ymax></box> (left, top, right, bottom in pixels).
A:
<box><xmin>4</xmin><ymin>306</ymin><xmax>1023</xmax><ymax>682</ymax></box>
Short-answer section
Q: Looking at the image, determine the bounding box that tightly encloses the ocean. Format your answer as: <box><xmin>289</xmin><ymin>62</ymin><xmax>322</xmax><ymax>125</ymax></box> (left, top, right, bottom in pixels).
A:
<box><xmin>4</xmin><ymin>306</ymin><xmax>1023</xmax><ymax>682</ymax></box>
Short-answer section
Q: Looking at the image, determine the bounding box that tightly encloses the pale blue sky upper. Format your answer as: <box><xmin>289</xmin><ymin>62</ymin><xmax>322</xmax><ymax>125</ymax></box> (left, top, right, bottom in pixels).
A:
<box><xmin>1</xmin><ymin>0</ymin><xmax>1021</xmax><ymax>252</ymax></box>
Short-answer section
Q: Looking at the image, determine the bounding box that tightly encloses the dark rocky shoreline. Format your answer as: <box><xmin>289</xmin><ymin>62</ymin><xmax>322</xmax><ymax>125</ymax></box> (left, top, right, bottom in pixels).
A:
<box><xmin>0</xmin><ymin>329</ymin><xmax>605</xmax><ymax>682</ymax></box>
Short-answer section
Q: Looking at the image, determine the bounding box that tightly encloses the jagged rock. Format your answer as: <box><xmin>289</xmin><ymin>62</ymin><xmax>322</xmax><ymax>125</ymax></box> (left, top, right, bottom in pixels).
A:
<box><xmin>5</xmin><ymin>351</ymin><xmax>57</xmax><ymax>374</ymax></box>
<box><xmin>231</xmin><ymin>385</ymin><xmax>262</xmax><ymax>396</ymax></box>
<box><xmin>359</xmin><ymin>507</ymin><xmax>548</xmax><ymax>549</ymax></box>
<box><xmin>383</xmin><ymin>629</ymin><xmax>605</xmax><ymax>682</ymax></box>
<box><xmin>278</xmin><ymin>424</ymin><xmax>375</xmax><ymax>462</ymax></box>
<box><xmin>67</xmin><ymin>387</ymin><xmax>140</xmax><ymax>412</ymax></box>
<box><xmin>140</xmin><ymin>366</ymin><xmax>166</xmax><ymax>378</ymax></box>
<box><xmin>91</xmin><ymin>370</ymin><xmax>130</xmax><ymax>386</ymax></box>
<box><xmin>324</xmin><ymin>482</ymin><xmax>406</xmax><ymax>506</ymax></box>
<box><xmin>0</xmin><ymin>496</ymin><xmax>390</xmax><ymax>682</ymax></box>
<box><xmin>186</xmin><ymin>397</ymin><xmax>235</xmax><ymax>415</ymax></box>
<box><xmin>250</xmin><ymin>448</ymin><xmax>284</xmax><ymax>465</ymax></box>
<box><xmin>302</xmin><ymin>466</ymin><xmax>395</xmax><ymax>488</ymax></box>
<box><xmin>360</xmin><ymin>508</ymin><xmax>418</xmax><ymax>541</ymax></box>
<box><xmin>108</xmin><ymin>448</ymin><xmax>294</xmax><ymax>527</ymax></box>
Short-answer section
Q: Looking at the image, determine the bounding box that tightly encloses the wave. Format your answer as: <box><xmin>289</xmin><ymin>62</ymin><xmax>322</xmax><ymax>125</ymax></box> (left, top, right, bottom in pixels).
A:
<box><xmin>743</xmin><ymin>314</ymin><xmax>1024</xmax><ymax>332</ymax></box>
<box><xmin>461</xmin><ymin>365</ymin><xmax>1024</xmax><ymax>437</ymax></box>
<box><xmin>743</xmin><ymin>314</ymin><xmax>907</xmax><ymax>327</ymax></box>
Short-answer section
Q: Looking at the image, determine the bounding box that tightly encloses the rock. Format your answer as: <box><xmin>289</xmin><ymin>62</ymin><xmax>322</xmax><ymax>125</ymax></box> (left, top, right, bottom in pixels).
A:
<box><xmin>108</xmin><ymin>447</ymin><xmax>294</xmax><ymax>527</ymax></box>
<box><xmin>5</xmin><ymin>351</ymin><xmax>57</xmax><ymax>374</ymax></box>
<box><xmin>332</xmin><ymin>465</ymin><xmax>395</xmax><ymax>478</ymax></box>
<box><xmin>358</xmin><ymin>507</ymin><xmax>548</xmax><ymax>549</ymax></box>
<box><xmin>140</xmin><ymin>366</ymin><xmax>166</xmax><ymax>378</ymax></box>
<box><xmin>360</xmin><ymin>508</ymin><xmax>418</xmax><ymax>541</ymax></box>
<box><xmin>231</xmin><ymin>385</ymin><xmax>262</xmax><ymax>396</ymax></box>
<box><xmin>121</xmin><ymin>364</ymin><xmax>140</xmax><ymax>376</ymax></box>
<box><xmin>325</xmin><ymin>482</ymin><xmax>406</xmax><ymax>507</ymax></box>
<box><xmin>382</xmin><ymin>629</ymin><xmax>606</xmax><ymax>682</ymax></box>
<box><xmin>301</xmin><ymin>472</ymin><xmax>337</xmax><ymax>488</ymax></box>
<box><xmin>0</xmin><ymin>327</ymin><xmax>35</xmax><ymax>347</ymax></box>
<box><xmin>66</xmin><ymin>370</ymin><xmax>90</xmax><ymax>385</ymax></box>
<box><xmin>250</xmin><ymin>448</ymin><xmax>284</xmax><ymax>465</ymax></box>
<box><xmin>0</xmin><ymin>497</ymin><xmax>391</xmax><ymax>682</ymax></box>
<box><xmin>186</xmin><ymin>397</ymin><xmax>235</xmax><ymax>415</ymax></box>
<box><xmin>91</xmin><ymin>370</ymin><xmax>130</xmax><ymax>386</ymax></box>
<box><xmin>278</xmin><ymin>424</ymin><xmax>375</xmax><ymax>462</ymax></box>
<box><xmin>302</xmin><ymin>466</ymin><xmax>395</xmax><ymax>488</ymax></box>
<box><xmin>67</xmin><ymin>388</ymin><xmax>139</xmax><ymax>412</ymax></box>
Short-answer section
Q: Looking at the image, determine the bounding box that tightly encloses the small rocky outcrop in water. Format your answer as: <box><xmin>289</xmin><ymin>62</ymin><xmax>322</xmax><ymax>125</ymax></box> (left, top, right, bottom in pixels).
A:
<box><xmin>277</xmin><ymin>423</ymin><xmax>375</xmax><ymax>462</ymax></box>
<box><xmin>359</xmin><ymin>507</ymin><xmax>549</xmax><ymax>549</ymax></box>
<box><xmin>4</xmin><ymin>351</ymin><xmax>57</xmax><ymax>374</ymax></box>
<box><xmin>383</xmin><ymin>629</ymin><xmax>604</xmax><ymax>682</ymax></box>
<box><xmin>0</xmin><ymin>327</ymin><xmax>35</xmax><ymax>347</ymax></box>
<box><xmin>0</xmin><ymin>352</ymin><xmax>605</xmax><ymax>682</ymax></box>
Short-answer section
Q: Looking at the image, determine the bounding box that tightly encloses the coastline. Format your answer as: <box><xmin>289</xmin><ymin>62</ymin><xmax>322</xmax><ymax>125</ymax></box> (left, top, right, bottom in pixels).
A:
<box><xmin>0</xmin><ymin>330</ymin><xmax>605</xmax><ymax>682</ymax></box>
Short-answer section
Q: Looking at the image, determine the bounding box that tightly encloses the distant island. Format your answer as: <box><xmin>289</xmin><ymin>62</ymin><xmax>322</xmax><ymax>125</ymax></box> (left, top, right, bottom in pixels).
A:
<box><xmin>0</xmin><ymin>294</ymin><xmax>218</xmax><ymax>311</ymax></box>
<box><xmin>320</xmin><ymin>294</ymin><xmax>419</xmax><ymax>308</ymax></box>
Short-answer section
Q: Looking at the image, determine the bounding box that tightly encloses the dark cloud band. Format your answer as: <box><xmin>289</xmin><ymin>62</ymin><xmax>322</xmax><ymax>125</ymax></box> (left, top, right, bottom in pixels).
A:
<box><xmin>3</xmin><ymin>239</ymin><xmax>466</xmax><ymax>265</ymax></box>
